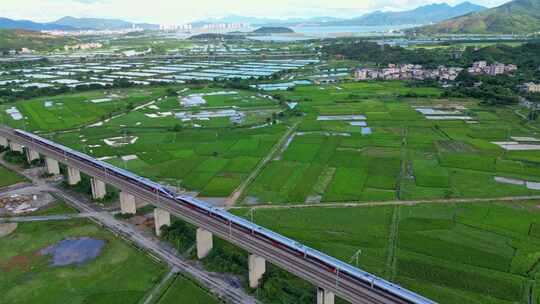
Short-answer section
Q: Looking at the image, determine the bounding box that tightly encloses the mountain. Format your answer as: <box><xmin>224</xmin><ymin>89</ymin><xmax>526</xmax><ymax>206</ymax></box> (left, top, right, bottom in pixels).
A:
<box><xmin>0</xmin><ymin>16</ymin><xmax>158</xmax><ymax>31</ymax></box>
<box><xmin>412</xmin><ymin>0</ymin><xmax>540</xmax><ymax>34</ymax></box>
<box><xmin>0</xmin><ymin>29</ymin><xmax>75</xmax><ymax>52</ymax></box>
<box><xmin>50</xmin><ymin>16</ymin><xmax>159</xmax><ymax>30</ymax></box>
<box><xmin>0</xmin><ymin>17</ymin><xmax>75</xmax><ymax>31</ymax></box>
<box><xmin>330</xmin><ymin>2</ymin><xmax>487</xmax><ymax>26</ymax></box>
<box><xmin>193</xmin><ymin>2</ymin><xmax>485</xmax><ymax>27</ymax></box>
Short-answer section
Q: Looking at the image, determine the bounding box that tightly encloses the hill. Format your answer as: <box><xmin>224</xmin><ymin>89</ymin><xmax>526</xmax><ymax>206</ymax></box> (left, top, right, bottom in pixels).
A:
<box><xmin>0</xmin><ymin>29</ymin><xmax>75</xmax><ymax>52</ymax></box>
<box><xmin>0</xmin><ymin>17</ymin><xmax>74</xmax><ymax>31</ymax></box>
<box><xmin>252</xmin><ymin>27</ymin><xmax>294</xmax><ymax>34</ymax></box>
<box><xmin>332</xmin><ymin>2</ymin><xmax>486</xmax><ymax>26</ymax></box>
<box><xmin>413</xmin><ymin>0</ymin><xmax>540</xmax><ymax>34</ymax></box>
<box><xmin>50</xmin><ymin>16</ymin><xmax>158</xmax><ymax>30</ymax></box>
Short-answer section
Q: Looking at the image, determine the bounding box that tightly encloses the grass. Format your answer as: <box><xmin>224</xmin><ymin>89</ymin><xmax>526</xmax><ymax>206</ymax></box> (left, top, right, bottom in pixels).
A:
<box><xmin>0</xmin><ymin>165</ymin><xmax>26</xmax><ymax>188</ymax></box>
<box><xmin>0</xmin><ymin>219</ymin><xmax>167</xmax><ymax>304</ymax></box>
<box><xmin>156</xmin><ymin>275</ymin><xmax>220</xmax><ymax>304</ymax></box>
<box><xmin>30</xmin><ymin>201</ymin><xmax>78</xmax><ymax>216</ymax></box>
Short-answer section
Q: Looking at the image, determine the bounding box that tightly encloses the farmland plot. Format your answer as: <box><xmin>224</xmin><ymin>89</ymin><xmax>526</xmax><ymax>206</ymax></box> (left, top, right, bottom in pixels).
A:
<box><xmin>234</xmin><ymin>202</ymin><xmax>540</xmax><ymax>304</ymax></box>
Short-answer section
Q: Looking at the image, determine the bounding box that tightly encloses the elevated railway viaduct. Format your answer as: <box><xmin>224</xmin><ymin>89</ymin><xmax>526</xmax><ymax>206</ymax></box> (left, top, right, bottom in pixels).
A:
<box><xmin>0</xmin><ymin>126</ymin><xmax>436</xmax><ymax>304</ymax></box>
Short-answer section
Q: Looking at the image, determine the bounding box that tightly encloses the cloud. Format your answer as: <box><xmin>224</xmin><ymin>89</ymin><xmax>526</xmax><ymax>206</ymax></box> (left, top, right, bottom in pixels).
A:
<box><xmin>0</xmin><ymin>0</ymin><xmax>511</xmax><ymax>24</ymax></box>
<box><xmin>72</xmin><ymin>0</ymin><xmax>106</xmax><ymax>3</ymax></box>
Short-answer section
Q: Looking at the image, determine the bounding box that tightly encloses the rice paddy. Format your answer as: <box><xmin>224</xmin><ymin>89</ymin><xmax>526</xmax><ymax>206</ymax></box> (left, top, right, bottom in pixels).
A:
<box><xmin>3</xmin><ymin>81</ymin><xmax>540</xmax><ymax>204</ymax></box>
<box><xmin>233</xmin><ymin>201</ymin><xmax>540</xmax><ymax>304</ymax></box>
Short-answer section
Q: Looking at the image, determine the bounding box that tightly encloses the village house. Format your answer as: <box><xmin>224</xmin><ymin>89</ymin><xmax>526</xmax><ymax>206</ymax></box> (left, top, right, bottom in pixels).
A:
<box><xmin>520</xmin><ymin>82</ymin><xmax>540</xmax><ymax>93</ymax></box>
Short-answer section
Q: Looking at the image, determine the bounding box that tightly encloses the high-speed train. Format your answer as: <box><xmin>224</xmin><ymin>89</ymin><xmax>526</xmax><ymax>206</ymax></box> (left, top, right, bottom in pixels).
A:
<box><xmin>13</xmin><ymin>128</ymin><xmax>435</xmax><ymax>304</ymax></box>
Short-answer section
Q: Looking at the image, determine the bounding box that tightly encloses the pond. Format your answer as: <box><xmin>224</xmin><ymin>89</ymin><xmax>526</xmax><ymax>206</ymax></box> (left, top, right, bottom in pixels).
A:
<box><xmin>39</xmin><ymin>237</ymin><xmax>106</xmax><ymax>267</ymax></box>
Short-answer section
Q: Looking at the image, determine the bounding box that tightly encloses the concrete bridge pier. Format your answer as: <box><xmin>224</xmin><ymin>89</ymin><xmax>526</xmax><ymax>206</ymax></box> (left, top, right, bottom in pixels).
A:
<box><xmin>67</xmin><ymin>167</ymin><xmax>81</xmax><ymax>185</ymax></box>
<box><xmin>26</xmin><ymin>148</ymin><xmax>40</xmax><ymax>163</ymax></box>
<box><xmin>119</xmin><ymin>192</ymin><xmax>137</xmax><ymax>214</ymax></box>
<box><xmin>9</xmin><ymin>142</ymin><xmax>23</xmax><ymax>153</ymax></box>
<box><xmin>45</xmin><ymin>157</ymin><xmax>60</xmax><ymax>175</ymax></box>
<box><xmin>0</xmin><ymin>136</ymin><xmax>8</xmax><ymax>148</ymax></box>
<box><xmin>90</xmin><ymin>178</ymin><xmax>106</xmax><ymax>200</ymax></box>
<box><xmin>248</xmin><ymin>254</ymin><xmax>266</xmax><ymax>288</ymax></box>
<box><xmin>154</xmin><ymin>208</ymin><xmax>171</xmax><ymax>236</ymax></box>
<box><xmin>196</xmin><ymin>228</ymin><xmax>213</xmax><ymax>259</ymax></box>
<box><xmin>317</xmin><ymin>288</ymin><xmax>335</xmax><ymax>304</ymax></box>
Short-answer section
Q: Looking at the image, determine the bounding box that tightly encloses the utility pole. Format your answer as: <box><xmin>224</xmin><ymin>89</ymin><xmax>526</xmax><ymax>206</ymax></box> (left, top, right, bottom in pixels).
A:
<box><xmin>350</xmin><ymin>249</ymin><xmax>362</xmax><ymax>267</ymax></box>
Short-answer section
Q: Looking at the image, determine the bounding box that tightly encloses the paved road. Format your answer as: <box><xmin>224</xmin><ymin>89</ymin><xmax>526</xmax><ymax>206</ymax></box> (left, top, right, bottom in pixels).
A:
<box><xmin>0</xmin><ymin>213</ymin><xmax>97</xmax><ymax>223</ymax></box>
<box><xmin>228</xmin><ymin>195</ymin><xmax>540</xmax><ymax>211</ymax></box>
<box><xmin>225</xmin><ymin>121</ymin><xmax>300</xmax><ymax>206</ymax></box>
<box><xmin>0</xmin><ymin>182</ymin><xmax>33</xmax><ymax>195</ymax></box>
<box><xmin>142</xmin><ymin>267</ymin><xmax>179</xmax><ymax>304</ymax></box>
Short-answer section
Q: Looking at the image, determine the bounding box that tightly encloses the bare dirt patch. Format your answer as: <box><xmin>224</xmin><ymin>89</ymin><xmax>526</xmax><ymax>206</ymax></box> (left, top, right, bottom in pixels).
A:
<box><xmin>1</xmin><ymin>254</ymin><xmax>31</xmax><ymax>272</ymax></box>
<box><xmin>0</xmin><ymin>191</ymin><xmax>56</xmax><ymax>216</ymax></box>
<box><xmin>436</xmin><ymin>140</ymin><xmax>477</xmax><ymax>153</ymax></box>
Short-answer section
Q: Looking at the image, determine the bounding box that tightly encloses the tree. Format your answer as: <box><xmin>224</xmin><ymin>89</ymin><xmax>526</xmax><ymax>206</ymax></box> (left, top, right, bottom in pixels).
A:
<box><xmin>456</xmin><ymin>70</ymin><xmax>475</xmax><ymax>86</ymax></box>
<box><xmin>170</xmin><ymin>124</ymin><xmax>183</xmax><ymax>132</ymax></box>
<box><xmin>166</xmin><ymin>88</ymin><xmax>178</xmax><ymax>96</ymax></box>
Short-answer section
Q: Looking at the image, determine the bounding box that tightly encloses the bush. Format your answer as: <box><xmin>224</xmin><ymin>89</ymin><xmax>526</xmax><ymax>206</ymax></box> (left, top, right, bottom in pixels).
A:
<box><xmin>202</xmin><ymin>240</ymin><xmax>247</xmax><ymax>275</ymax></box>
<box><xmin>3</xmin><ymin>150</ymin><xmax>26</xmax><ymax>165</ymax></box>
<box><xmin>257</xmin><ymin>264</ymin><xmax>316</xmax><ymax>304</ymax></box>
<box><xmin>160</xmin><ymin>220</ymin><xmax>196</xmax><ymax>253</ymax></box>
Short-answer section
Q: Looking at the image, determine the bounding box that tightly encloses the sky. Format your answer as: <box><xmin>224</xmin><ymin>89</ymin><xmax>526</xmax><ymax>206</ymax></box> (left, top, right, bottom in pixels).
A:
<box><xmin>0</xmin><ymin>0</ymin><xmax>511</xmax><ymax>24</ymax></box>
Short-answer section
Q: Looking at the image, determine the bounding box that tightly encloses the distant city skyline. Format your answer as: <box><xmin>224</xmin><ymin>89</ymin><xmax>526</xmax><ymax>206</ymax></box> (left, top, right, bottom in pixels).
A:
<box><xmin>1</xmin><ymin>0</ymin><xmax>510</xmax><ymax>24</ymax></box>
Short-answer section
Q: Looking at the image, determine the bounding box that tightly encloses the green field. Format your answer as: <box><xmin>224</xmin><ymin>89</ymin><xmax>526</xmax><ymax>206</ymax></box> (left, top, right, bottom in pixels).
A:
<box><xmin>0</xmin><ymin>165</ymin><xmax>26</xmax><ymax>188</ymax></box>
<box><xmin>3</xmin><ymin>74</ymin><xmax>540</xmax><ymax>303</ymax></box>
<box><xmin>0</xmin><ymin>219</ymin><xmax>166</xmax><ymax>304</ymax></box>
<box><xmin>243</xmin><ymin>82</ymin><xmax>540</xmax><ymax>204</ymax></box>
<box><xmin>30</xmin><ymin>200</ymin><xmax>78</xmax><ymax>216</ymax></box>
<box><xmin>239</xmin><ymin>206</ymin><xmax>392</xmax><ymax>275</ymax></box>
<box><xmin>52</xmin><ymin>123</ymin><xmax>285</xmax><ymax>197</ymax></box>
<box><xmin>233</xmin><ymin>201</ymin><xmax>540</xmax><ymax>304</ymax></box>
<box><xmin>3</xmin><ymin>80</ymin><xmax>540</xmax><ymax>204</ymax></box>
<box><xmin>0</xmin><ymin>87</ymin><xmax>167</xmax><ymax>132</ymax></box>
<box><xmin>38</xmin><ymin>87</ymin><xmax>286</xmax><ymax>197</ymax></box>
<box><xmin>156</xmin><ymin>275</ymin><xmax>220</xmax><ymax>304</ymax></box>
